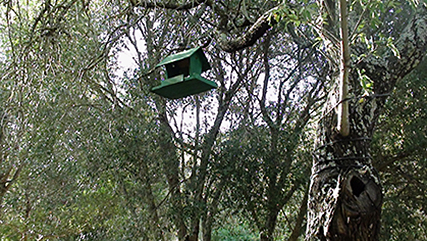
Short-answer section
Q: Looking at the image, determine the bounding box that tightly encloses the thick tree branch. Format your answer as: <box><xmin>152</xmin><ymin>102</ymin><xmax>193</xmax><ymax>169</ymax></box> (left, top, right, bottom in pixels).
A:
<box><xmin>130</xmin><ymin>0</ymin><xmax>207</xmax><ymax>10</ymax></box>
<box><xmin>359</xmin><ymin>6</ymin><xmax>427</xmax><ymax>96</ymax></box>
<box><xmin>218</xmin><ymin>6</ymin><xmax>279</xmax><ymax>52</ymax></box>
<box><xmin>132</xmin><ymin>0</ymin><xmax>281</xmax><ymax>53</ymax></box>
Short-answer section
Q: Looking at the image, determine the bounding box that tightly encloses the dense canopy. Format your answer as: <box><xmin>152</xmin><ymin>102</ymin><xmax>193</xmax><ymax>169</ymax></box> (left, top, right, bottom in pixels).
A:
<box><xmin>0</xmin><ymin>0</ymin><xmax>426</xmax><ymax>240</ymax></box>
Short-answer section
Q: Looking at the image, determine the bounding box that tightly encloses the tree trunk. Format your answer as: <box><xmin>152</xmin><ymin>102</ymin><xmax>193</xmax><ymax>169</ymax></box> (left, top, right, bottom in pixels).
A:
<box><xmin>158</xmin><ymin>109</ymin><xmax>188</xmax><ymax>240</ymax></box>
<box><xmin>288</xmin><ymin>187</ymin><xmax>308</xmax><ymax>241</ymax></box>
<box><xmin>260</xmin><ymin>212</ymin><xmax>280</xmax><ymax>241</ymax></box>
<box><xmin>202</xmin><ymin>176</ymin><xmax>227</xmax><ymax>241</ymax></box>
<box><xmin>306</xmin><ymin>5</ymin><xmax>427</xmax><ymax>240</ymax></box>
<box><xmin>306</xmin><ymin>95</ymin><xmax>383</xmax><ymax>240</ymax></box>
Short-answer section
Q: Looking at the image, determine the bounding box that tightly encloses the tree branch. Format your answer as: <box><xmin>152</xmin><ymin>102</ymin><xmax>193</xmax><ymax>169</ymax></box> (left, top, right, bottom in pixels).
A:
<box><xmin>218</xmin><ymin>6</ymin><xmax>279</xmax><ymax>52</ymax></box>
<box><xmin>359</xmin><ymin>6</ymin><xmax>427</xmax><ymax>96</ymax></box>
<box><xmin>132</xmin><ymin>0</ymin><xmax>281</xmax><ymax>53</ymax></box>
<box><xmin>259</xmin><ymin>34</ymin><xmax>275</xmax><ymax>129</ymax></box>
<box><xmin>130</xmin><ymin>0</ymin><xmax>207</xmax><ymax>10</ymax></box>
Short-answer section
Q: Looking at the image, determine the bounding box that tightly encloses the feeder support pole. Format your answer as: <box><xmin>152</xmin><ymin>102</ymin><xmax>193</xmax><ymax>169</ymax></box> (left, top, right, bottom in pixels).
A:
<box><xmin>338</xmin><ymin>0</ymin><xmax>350</xmax><ymax>137</ymax></box>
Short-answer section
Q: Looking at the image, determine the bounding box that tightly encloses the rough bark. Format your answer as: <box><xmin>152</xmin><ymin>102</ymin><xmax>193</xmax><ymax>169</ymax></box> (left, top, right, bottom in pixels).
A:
<box><xmin>307</xmin><ymin>94</ymin><xmax>383</xmax><ymax>240</ymax></box>
<box><xmin>306</xmin><ymin>5</ymin><xmax>427</xmax><ymax>241</ymax></box>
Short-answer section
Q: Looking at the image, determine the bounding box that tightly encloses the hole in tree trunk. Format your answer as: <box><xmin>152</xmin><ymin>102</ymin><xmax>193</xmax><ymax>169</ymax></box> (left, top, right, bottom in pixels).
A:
<box><xmin>350</xmin><ymin>176</ymin><xmax>365</xmax><ymax>197</ymax></box>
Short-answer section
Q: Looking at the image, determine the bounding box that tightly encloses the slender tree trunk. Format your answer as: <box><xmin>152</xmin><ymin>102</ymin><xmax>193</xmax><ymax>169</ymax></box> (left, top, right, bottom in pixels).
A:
<box><xmin>186</xmin><ymin>100</ymin><xmax>230</xmax><ymax>241</ymax></box>
<box><xmin>158</xmin><ymin>109</ymin><xmax>188</xmax><ymax>240</ymax></box>
<box><xmin>202</xmin><ymin>177</ymin><xmax>227</xmax><ymax>241</ymax></box>
<box><xmin>202</xmin><ymin>218</ymin><xmax>213</xmax><ymax>241</ymax></box>
<box><xmin>288</xmin><ymin>187</ymin><xmax>308</xmax><ymax>241</ymax></box>
<box><xmin>185</xmin><ymin>53</ymin><xmax>249</xmax><ymax>240</ymax></box>
<box><xmin>260</xmin><ymin>210</ymin><xmax>280</xmax><ymax>241</ymax></box>
<box><xmin>260</xmin><ymin>128</ymin><xmax>281</xmax><ymax>241</ymax></box>
<box><xmin>140</xmin><ymin>162</ymin><xmax>164</xmax><ymax>241</ymax></box>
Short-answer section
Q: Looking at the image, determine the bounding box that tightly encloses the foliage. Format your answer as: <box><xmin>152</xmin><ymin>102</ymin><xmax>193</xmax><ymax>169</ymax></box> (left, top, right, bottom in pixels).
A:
<box><xmin>212</xmin><ymin>215</ymin><xmax>258</xmax><ymax>241</ymax></box>
<box><xmin>0</xmin><ymin>0</ymin><xmax>426</xmax><ymax>240</ymax></box>
<box><xmin>0</xmin><ymin>0</ymin><xmax>164</xmax><ymax>239</ymax></box>
<box><xmin>373</xmin><ymin>59</ymin><xmax>427</xmax><ymax>240</ymax></box>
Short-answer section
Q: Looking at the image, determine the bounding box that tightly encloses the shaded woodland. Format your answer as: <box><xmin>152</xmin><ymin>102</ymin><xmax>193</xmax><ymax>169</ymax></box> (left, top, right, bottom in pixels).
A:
<box><xmin>0</xmin><ymin>0</ymin><xmax>426</xmax><ymax>240</ymax></box>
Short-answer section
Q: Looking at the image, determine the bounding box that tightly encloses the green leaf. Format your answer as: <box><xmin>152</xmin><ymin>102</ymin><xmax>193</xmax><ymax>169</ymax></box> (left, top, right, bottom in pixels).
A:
<box><xmin>358</xmin><ymin>69</ymin><xmax>374</xmax><ymax>94</ymax></box>
<box><xmin>387</xmin><ymin>37</ymin><xmax>401</xmax><ymax>59</ymax></box>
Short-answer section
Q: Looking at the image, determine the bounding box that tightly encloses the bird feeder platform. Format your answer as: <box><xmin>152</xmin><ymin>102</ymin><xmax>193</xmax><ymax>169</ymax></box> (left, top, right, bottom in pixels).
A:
<box><xmin>151</xmin><ymin>47</ymin><xmax>217</xmax><ymax>99</ymax></box>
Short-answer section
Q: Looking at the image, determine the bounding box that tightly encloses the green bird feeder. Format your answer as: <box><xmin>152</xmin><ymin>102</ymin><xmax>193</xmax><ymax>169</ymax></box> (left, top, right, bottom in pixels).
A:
<box><xmin>151</xmin><ymin>47</ymin><xmax>218</xmax><ymax>99</ymax></box>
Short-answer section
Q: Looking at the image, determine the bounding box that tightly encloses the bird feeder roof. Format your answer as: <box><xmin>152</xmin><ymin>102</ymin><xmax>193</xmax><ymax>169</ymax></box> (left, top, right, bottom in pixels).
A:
<box><xmin>156</xmin><ymin>47</ymin><xmax>211</xmax><ymax>72</ymax></box>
